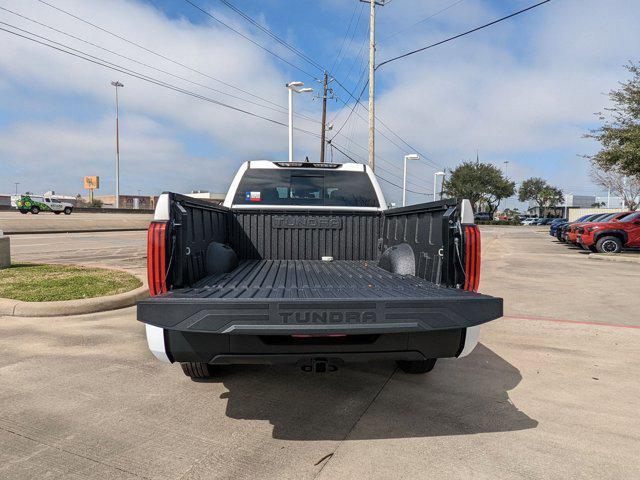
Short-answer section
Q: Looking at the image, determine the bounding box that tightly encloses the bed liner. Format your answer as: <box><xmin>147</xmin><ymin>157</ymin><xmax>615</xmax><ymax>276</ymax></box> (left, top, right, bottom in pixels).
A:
<box><xmin>138</xmin><ymin>260</ymin><xmax>502</xmax><ymax>335</ymax></box>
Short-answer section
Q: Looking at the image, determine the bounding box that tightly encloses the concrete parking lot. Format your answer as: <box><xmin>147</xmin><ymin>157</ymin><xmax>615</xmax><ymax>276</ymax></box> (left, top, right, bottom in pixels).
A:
<box><xmin>0</xmin><ymin>226</ymin><xmax>638</xmax><ymax>479</ymax></box>
<box><xmin>9</xmin><ymin>231</ymin><xmax>147</xmax><ymax>272</ymax></box>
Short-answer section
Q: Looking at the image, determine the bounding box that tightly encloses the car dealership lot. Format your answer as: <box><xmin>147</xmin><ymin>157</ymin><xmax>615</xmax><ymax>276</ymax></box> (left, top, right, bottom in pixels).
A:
<box><xmin>0</xmin><ymin>226</ymin><xmax>638</xmax><ymax>479</ymax></box>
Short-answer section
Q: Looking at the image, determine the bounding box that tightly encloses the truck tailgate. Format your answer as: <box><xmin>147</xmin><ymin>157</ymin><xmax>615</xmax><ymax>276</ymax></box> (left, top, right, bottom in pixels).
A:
<box><xmin>138</xmin><ymin>260</ymin><xmax>502</xmax><ymax>335</ymax></box>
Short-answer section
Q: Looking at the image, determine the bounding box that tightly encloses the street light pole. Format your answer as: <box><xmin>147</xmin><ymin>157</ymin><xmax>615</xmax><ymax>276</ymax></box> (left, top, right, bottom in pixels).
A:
<box><xmin>14</xmin><ymin>182</ymin><xmax>19</xmax><ymax>195</ymax></box>
<box><xmin>111</xmin><ymin>81</ymin><xmax>124</xmax><ymax>208</ymax></box>
<box><xmin>286</xmin><ymin>81</ymin><xmax>313</xmax><ymax>162</ymax></box>
<box><xmin>402</xmin><ymin>154</ymin><xmax>419</xmax><ymax>207</ymax></box>
<box><xmin>503</xmin><ymin>160</ymin><xmax>509</xmax><ymax>210</ymax></box>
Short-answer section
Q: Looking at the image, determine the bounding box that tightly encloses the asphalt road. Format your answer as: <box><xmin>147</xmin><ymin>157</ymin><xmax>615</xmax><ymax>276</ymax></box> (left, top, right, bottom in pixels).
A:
<box><xmin>0</xmin><ymin>227</ymin><xmax>638</xmax><ymax>479</ymax></box>
<box><xmin>0</xmin><ymin>211</ymin><xmax>152</xmax><ymax>234</ymax></box>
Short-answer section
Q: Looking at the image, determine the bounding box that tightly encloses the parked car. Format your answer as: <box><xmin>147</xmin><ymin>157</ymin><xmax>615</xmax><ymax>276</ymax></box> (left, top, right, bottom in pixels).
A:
<box><xmin>576</xmin><ymin>211</ymin><xmax>640</xmax><ymax>253</ymax></box>
<box><xmin>474</xmin><ymin>212</ymin><xmax>493</xmax><ymax>222</ymax></box>
<box><xmin>555</xmin><ymin>214</ymin><xmax>604</xmax><ymax>242</ymax></box>
<box><xmin>522</xmin><ymin>217</ymin><xmax>539</xmax><ymax>225</ymax></box>
<box><xmin>566</xmin><ymin>212</ymin><xmax>627</xmax><ymax>244</ymax></box>
<box><xmin>548</xmin><ymin>218</ymin><xmax>567</xmax><ymax>235</ymax></box>
<box><xmin>15</xmin><ymin>194</ymin><xmax>73</xmax><ymax>215</ymax></box>
<box><xmin>137</xmin><ymin>161</ymin><xmax>503</xmax><ymax>378</ymax></box>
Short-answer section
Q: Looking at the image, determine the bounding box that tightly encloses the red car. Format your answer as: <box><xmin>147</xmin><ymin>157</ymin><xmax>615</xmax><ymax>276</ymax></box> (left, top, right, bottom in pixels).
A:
<box><xmin>577</xmin><ymin>211</ymin><xmax>640</xmax><ymax>253</ymax></box>
<box><xmin>567</xmin><ymin>212</ymin><xmax>631</xmax><ymax>244</ymax></box>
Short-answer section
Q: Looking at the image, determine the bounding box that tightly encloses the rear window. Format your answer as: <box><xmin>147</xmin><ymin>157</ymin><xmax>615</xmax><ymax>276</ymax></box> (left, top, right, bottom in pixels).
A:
<box><xmin>233</xmin><ymin>168</ymin><xmax>379</xmax><ymax>207</ymax></box>
<box><xmin>622</xmin><ymin>212</ymin><xmax>640</xmax><ymax>222</ymax></box>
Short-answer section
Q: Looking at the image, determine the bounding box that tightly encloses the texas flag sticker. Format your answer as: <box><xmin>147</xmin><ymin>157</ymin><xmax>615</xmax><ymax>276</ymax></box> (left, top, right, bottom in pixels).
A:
<box><xmin>245</xmin><ymin>191</ymin><xmax>261</xmax><ymax>202</ymax></box>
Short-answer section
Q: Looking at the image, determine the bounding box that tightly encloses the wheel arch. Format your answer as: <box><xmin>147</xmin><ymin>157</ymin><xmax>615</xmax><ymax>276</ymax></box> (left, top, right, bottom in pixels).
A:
<box><xmin>594</xmin><ymin>229</ymin><xmax>627</xmax><ymax>245</ymax></box>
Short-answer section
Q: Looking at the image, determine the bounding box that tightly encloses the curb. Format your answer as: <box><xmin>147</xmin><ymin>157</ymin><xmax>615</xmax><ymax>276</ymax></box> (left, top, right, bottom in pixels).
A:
<box><xmin>588</xmin><ymin>253</ymin><xmax>640</xmax><ymax>265</ymax></box>
<box><xmin>0</xmin><ymin>270</ymin><xmax>149</xmax><ymax>317</ymax></box>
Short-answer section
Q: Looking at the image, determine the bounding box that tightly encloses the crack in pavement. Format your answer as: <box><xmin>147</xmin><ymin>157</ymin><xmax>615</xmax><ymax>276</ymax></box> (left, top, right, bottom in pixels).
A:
<box><xmin>313</xmin><ymin>366</ymin><xmax>398</xmax><ymax>479</ymax></box>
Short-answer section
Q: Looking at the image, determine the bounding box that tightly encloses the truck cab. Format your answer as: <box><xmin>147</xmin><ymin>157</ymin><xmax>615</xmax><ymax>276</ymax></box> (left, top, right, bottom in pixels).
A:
<box><xmin>137</xmin><ymin>161</ymin><xmax>502</xmax><ymax>377</ymax></box>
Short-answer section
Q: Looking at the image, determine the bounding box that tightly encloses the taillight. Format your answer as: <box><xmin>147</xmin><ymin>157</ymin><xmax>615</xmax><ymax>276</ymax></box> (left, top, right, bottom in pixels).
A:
<box><xmin>147</xmin><ymin>221</ymin><xmax>168</xmax><ymax>296</ymax></box>
<box><xmin>463</xmin><ymin>225</ymin><xmax>481</xmax><ymax>292</ymax></box>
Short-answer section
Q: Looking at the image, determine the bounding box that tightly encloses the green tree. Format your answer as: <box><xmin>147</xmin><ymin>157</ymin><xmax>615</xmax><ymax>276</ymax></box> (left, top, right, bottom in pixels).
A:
<box><xmin>585</xmin><ymin>63</ymin><xmax>640</xmax><ymax>178</ymax></box>
<box><xmin>518</xmin><ymin>177</ymin><xmax>564</xmax><ymax>216</ymax></box>
<box><xmin>442</xmin><ymin>161</ymin><xmax>516</xmax><ymax>213</ymax></box>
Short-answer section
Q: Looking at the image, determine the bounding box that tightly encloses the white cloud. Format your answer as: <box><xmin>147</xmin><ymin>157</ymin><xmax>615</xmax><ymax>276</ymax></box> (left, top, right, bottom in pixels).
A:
<box><xmin>0</xmin><ymin>0</ymin><xmax>638</xmax><ymax>205</ymax></box>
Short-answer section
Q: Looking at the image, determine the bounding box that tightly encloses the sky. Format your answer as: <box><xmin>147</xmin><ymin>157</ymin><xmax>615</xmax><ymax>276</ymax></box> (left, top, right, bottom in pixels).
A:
<box><xmin>0</xmin><ymin>0</ymin><xmax>638</xmax><ymax>207</ymax></box>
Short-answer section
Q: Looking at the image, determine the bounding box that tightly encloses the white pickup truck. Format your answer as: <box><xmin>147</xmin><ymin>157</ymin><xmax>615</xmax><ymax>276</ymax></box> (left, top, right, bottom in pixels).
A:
<box><xmin>13</xmin><ymin>194</ymin><xmax>74</xmax><ymax>215</ymax></box>
<box><xmin>137</xmin><ymin>161</ymin><xmax>502</xmax><ymax>377</ymax></box>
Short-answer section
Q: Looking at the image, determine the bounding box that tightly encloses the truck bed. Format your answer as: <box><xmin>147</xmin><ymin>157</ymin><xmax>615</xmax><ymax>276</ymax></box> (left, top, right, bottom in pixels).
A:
<box><xmin>138</xmin><ymin>260</ymin><xmax>502</xmax><ymax>335</ymax></box>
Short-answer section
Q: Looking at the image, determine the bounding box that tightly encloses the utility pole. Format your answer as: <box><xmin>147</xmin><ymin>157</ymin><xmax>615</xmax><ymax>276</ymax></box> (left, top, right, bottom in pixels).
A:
<box><xmin>320</xmin><ymin>71</ymin><xmax>329</xmax><ymax>163</ymax></box>
<box><xmin>360</xmin><ymin>0</ymin><xmax>388</xmax><ymax>171</ymax></box>
<box><xmin>367</xmin><ymin>0</ymin><xmax>376</xmax><ymax>171</ymax></box>
<box><xmin>14</xmin><ymin>182</ymin><xmax>19</xmax><ymax>195</ymax></box>
<box><xmin>111</xmin><ymin>81</ymin><xmax>124</xmax><ymax>209</ymax></box>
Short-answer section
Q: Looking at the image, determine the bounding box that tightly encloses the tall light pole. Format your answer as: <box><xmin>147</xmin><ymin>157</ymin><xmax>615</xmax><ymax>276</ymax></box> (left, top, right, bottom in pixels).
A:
<box><xmin>402</xmin><ymin>154</ymin><xmax>419</xmax><ymax>207</ymax></box>
<box><xmin>503</xmin><ymin>160</ymin><xmax>509</xmax><ymax>210</ymax></box>
<box><xmin>14</xmin><ymin>182</ymin><xmax>19</xmax><ymax>195</ymax></box>
<box><xmin>434</xmin><ymin>171</ymin><xmax>445</xmax><ymax>201</ymax></box>
<box><xmin>111</xmin><ymin>81</ymin><xmax>124</xmax><ymax>208</ymax></box>
<box><xmin>286</xmin><ymin>81</ymin><xmax>313</xmax><ymax>162</ymax></box>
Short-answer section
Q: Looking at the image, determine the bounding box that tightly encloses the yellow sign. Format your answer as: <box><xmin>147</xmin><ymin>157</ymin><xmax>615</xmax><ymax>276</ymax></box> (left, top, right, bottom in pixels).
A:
<box><xmin>84</xmin><ymin>176</ymin><xmax>100</xmax><ymax>190</ymax></box>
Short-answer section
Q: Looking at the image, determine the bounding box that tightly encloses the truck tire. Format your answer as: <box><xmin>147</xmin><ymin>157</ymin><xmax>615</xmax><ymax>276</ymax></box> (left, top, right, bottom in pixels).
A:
<box><xmin>596</xmin><ymin>236</ymin><xmax>623</xmax><ymax>254</ymax></box>
<box><xmin>180</xmin><ymin>362</ymin><xmax>216</xmax><ymax>379</ymax></box>
<box><xmin>30</xmin><ymin>206</ymin><xmax>40</xmax><ymax>214</ymax></box>
<box><xmin>63</xmin><ymin>207</ymin><xmax>72</xmax><ymax>215</ymax></box>
<box><xmin>397</xmin><ymin>358</ymin><xmax>437</xmax><ymax>374</ymax></box>
<box><xmin>54</xmin><ymin>211</ymin><xmax>61</xmax><ymax>215</ymax></box>
<box><xmin>19</xmin><ymin>209</ymin><xmax>28</xmax><ymax>214</ymax></box>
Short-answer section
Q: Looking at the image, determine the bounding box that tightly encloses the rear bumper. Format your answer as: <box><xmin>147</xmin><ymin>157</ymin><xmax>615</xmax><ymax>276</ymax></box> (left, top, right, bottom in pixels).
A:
<box><xmin>139</xmin><ymin>295</ymin><xmax>499</xmax><ymax>365</ymax></box>
<box><xmin>146</xmin><ymin>326</ymin><xmax>481</xmax><ymax>365</ymax></box>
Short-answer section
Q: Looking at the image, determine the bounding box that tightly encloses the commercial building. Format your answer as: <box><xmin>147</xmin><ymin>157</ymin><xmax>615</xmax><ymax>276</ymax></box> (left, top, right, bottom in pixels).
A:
<box><xmin>93</xmin><ymin>195</ymin><xmax>158</xmax><ymax>210</ymax></box>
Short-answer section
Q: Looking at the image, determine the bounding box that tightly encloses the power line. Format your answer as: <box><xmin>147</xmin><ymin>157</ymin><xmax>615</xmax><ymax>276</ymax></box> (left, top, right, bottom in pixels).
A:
<box><xmin>377</xmin><ymin>0</ymin><xmax>552</xmax><ymax>70</ymax></box>
<box><xmin>33</xmin><ymin>0</ymin><xmax>437</xmax><ymax>180</ymax></box>
<box><xmin>182</xmin><ymin>0</ymin><xmax>319</xmax><ymax>80</ymax></box>
<box><xmin>33</xmin><ymin>0</ymin><xmax>295</xmax><ymax>114</ymax></box>
<box><xmin>331</xmin><ymin>83</ymin><xmax>444</xmax><ymax>171</ymax></box>
<box><xmin>0</xmin><ymin>23</ymin><xmax>322</xmax><ymax>136</ymax></box>
<box><xmin>215</xmin><ymin>0</ymin><xmax>324</xmax><ymax>72</ymax></box>
<box><xmin>333</xmin><ymin>2</ymin><xmax>366</xmax><ymax>74</ymax></box>
<box><xmin>330</xmin><ymin>2</ymin><xmax>360</xmax><ymax>73</ymax></box>
<box><xmin>330</xmin><ymin>143</ymin><xmax>429</xmax><ymax>195</ymax></box>
<box><xmin>181</xmin><ymin>0</ymin><xmax>439</xmax><ymax>173</ymax></box>
<box><xmin>330</xmin><ymin>133</ymin><xmax>433</xmax><ymax>189</ymax></box>
<box><xmin>0</xmin><ymin>5</ymin><xmax>320</xmax><ymax>125</ymax></box>
<box><xmin>379</xmin><ymin>0</ymin><xmax>465</xmax><ymax>43</ymax></box>
<box><xmin>1</xmin><ymin>19</ymin><xmax>424</xmax><ymax>194</ymax></box>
